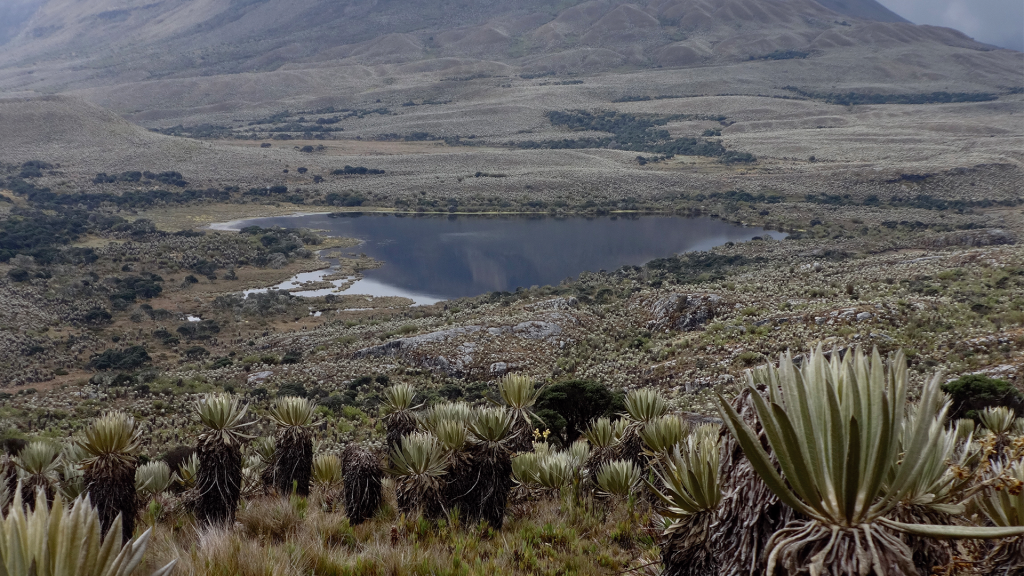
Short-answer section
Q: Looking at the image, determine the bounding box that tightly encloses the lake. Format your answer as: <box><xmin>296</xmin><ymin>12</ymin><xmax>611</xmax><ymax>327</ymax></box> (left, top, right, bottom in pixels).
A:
<box><xmin>213</xmin><ymin>213</ymin><xmax>778</xmax><ymax>305</ymax></box>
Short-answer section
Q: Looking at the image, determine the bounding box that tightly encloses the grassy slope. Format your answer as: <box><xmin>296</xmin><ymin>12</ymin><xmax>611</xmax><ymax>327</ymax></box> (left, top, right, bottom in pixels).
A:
<box><xmin>145</xmin><ymin>492</ymin><xmax>659</xmax><ymax>576</ymax></box>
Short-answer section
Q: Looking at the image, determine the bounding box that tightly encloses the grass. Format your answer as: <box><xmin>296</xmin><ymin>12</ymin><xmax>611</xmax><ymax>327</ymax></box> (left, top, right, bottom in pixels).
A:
<box><xmin>145</xmin><ymin>491</ymin><xmax>658</xmax><ymax>576</ymax></box>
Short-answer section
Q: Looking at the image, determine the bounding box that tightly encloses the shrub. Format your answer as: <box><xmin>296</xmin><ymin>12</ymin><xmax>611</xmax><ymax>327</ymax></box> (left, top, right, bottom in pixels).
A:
<box><xmin>184</xmin><ymin>346</ymin><xmax>209</xmax><ymax>360</ymax></box>
<box><xmin>18</xmin><ymin>160</ymin><xmax>51</xmax><ymax>178</ymax></box>
<box><xmin>535</xmin><ymin>380</ymin><xmax>624</xmax><ymax>446</ymax></box>
<box><xmin>321</xmin><ymin>394</ymin><xmax>347</xmax><ymax>413</ymax></box>
<box><xmin>161</xmin><ymin>445</ymin><xmax>194</xmax><ymax>473</ymax></box>
<box><xmin>941</xmin><ymin>374</ymin><xmax>1024</xmax><ymax>422</ymax></box>
<box><xmin>7</xmin><ymin>268</ymin><xmax>29</xmax><ymax>282</ymax></box>
<box><xmin>330</xmin><ymin>166</ymin><xmax>385</xmax><ymax>176</ymax></box>
<box><xmin>278</xmin><ymin>382</ymin><xmax>308</xmax><ymax>398</ymax></box>
<box><xmin>176</xmin><ymin>319</ymin><xmax>220</xmax><ymax>341</ymax></box>
<box><xmin>325</xmin><ymin>191</ymin><xmax>365</xmax><ymax>206</ymax></box>
<box><xmin>515</xmin><ymin>110</ymin><xmax>755</xmax><ymax>162</ymax></box>
<box><xmin>89</xmin><ymin>346</ymin><xmax>151</xmax><ymax>371</ymax></box>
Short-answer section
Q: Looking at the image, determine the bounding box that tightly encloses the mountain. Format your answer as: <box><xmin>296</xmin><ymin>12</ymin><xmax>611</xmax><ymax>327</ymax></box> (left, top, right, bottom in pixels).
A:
<box><xmin>813</xmin><ymin>0</ymin><xmax>906</xmax><ymax>23</ymax></box>
<box><xmin>0</xmin><ymin>0</ymin><xmax>1018</xmax><ymax>135</ymax></box>
<box><xmin>0</xmin><ymin>1</ymin><xmax>1015</xmax><ymax>98</ymax></box>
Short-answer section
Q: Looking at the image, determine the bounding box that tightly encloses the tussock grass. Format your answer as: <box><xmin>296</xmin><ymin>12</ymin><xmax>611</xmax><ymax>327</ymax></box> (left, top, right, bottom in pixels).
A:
<box><xmin>145</xmin><ymin>489</ymin><xmax>659</xmax><ymax>576</ymax></box>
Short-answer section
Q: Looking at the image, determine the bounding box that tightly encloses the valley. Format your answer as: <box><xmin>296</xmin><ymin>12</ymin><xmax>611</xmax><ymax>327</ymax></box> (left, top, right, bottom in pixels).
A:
<box><xmin>0</xmin><ymin>1</ymin><xmax>1022</xmax><ymax>575</ymax></box>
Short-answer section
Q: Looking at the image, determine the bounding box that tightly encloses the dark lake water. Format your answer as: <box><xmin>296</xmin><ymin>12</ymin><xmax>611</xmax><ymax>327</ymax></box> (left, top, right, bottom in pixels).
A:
<box><xmin>215</xmin><ymin>213</ymin><xmax>777</xmax><ymax>304</ymax></box>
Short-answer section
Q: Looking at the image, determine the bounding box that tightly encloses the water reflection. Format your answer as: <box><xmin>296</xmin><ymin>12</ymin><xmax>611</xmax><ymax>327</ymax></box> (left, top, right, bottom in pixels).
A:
<box><xmin>218</xmin><ymin>213</ymin><xmax>776</xmax><ymax>302</ymax></box>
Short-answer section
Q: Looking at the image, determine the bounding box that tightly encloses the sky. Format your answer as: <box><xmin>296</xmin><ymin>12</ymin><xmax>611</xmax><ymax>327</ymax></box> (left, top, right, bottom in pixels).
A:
<box><xmin>879</xmin><ymin>0</ymin><xmax>1024</xmax><ymax>51</ymax></box>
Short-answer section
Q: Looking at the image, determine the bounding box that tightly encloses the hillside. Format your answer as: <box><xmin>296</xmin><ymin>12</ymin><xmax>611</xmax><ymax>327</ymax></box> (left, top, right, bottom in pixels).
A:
<box><xmin>0</xmin><ymin>0</ymin><xmax>1019</xmax><ymax>124</ymax></box>
<box><xmin>814</xmin><ymin>0</ymin><xmax>906</xmax><ymax>23</ymax></box>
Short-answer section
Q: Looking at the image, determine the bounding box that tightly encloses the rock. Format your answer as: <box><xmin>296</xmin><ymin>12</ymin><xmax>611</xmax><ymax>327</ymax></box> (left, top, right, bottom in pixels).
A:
<box><xmin>352</xmin><ymin>319</ymin><xmax>565</xmax><ymax>378</ymax></box>
<box><xmin>512</xmin><ymin>321</ymin><xmax>562</xmax><ymax>340</ymax></box>
<box><xmin>680</xmin><ymin>412</ymin><xmax>724</xmax><ymax>425</ymax></box>
<box><xmin>647</xmin><ymin>293</ymin><xmax>723</xmax><ymax>332</ymax></box>
<box><xmin>89</xmin><ymin>372</ymin><xmax>115</xmax><ymax>386</ymax></box>
<box><xmin>352</xmin><ymin>326</ymin><xmax>484</xmax><ymax>359</ymax></box>
<box><xmin>527</xmin><ymin>297</ymin><xmax>578</xmax><ymax>311</ymax></box>
<box><xmin>268</xmin><ymin>253</ymin><xmax>288</xmax><ymax>269</ymax></box>
<box><xmin>922</xmin><ymin>228</ymin><xmax>1016</xmax><ymax>249</ymax></box>
<box><xmin>856</xmin><ymin>312</ymin><xmax>873</xmax><ymax>321</ymax></box>
<box><xmin>247</xmin><ymin>370</ymin><xmax>274</xmax><ymax>384</ymax></box>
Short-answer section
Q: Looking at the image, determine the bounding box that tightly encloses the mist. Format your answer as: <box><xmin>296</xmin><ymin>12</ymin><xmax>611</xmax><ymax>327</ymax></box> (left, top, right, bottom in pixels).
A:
<box><xmin>880</xmin><ymin>0</ymin><xmax>1024</xmax><ymax>51</ymax></box>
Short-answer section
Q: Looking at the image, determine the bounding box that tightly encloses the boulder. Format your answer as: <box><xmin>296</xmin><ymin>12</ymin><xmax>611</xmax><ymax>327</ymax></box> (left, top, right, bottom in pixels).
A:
<box><xmin>646</xmin><ymin>293</ymin><xmax>724</xmax><ymax>331</ymax></box>
<box><xmin>352</xmin><ymin>319</ymin><xmax>566</xmax><ymax>378</ymax></box>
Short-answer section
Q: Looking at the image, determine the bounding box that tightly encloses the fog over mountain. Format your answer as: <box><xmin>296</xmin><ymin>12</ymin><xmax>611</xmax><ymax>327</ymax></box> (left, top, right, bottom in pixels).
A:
<box><xmin>880</xmin><ymin>0</ymin><xmax>1024</xmax><ymax>52</ymax></box>
<box><xmin>0</xmin><ymin>0</ymin><xmax>45</xmax><ymax>45</ymax></box>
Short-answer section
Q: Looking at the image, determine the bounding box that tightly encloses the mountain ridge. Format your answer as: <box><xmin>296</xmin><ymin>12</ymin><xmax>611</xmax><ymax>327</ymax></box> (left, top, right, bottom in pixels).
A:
<box><xmin>0</xmin><ymin>0</ymin><xmax>1005</xmax><ymax>82</ymax></box>
<box><xmin>0</xmin><ymin>0</ymin><xmax>1019</xmax><ymax>132</ymax></box>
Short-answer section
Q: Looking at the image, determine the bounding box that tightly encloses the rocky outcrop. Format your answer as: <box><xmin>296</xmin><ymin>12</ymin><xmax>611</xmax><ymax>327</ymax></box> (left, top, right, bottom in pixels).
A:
<box><xmin>525</xmin><ymin>297</ymin><xmax>578</xmax><ymax>311</ymax></box>
<box><xmin>352</xmin><ymin>316</ymin><xmax>570</xmax><ymax>378</ymax></box>
<box><xmin>920</xmin><ymin>228</ymin><xmax>1015</xmax><ymax>249</ymax></box>
<box><xmin>352</xmin><ymin>326</ymin><xmax>483</xmax><ymax>360</ymax></box>
<box><xmin>644</xmin><ymin>293</ymin><xmax>724</xmax><ymax>332</ymax></box>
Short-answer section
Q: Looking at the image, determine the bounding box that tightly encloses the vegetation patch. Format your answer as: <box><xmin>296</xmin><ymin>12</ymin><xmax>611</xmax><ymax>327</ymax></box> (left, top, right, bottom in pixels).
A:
<box><xmin>784</xmin><ymin>86</ymin><xmax>1000</xmax><ymax>105</ymax></box>
<box><xmin>331</xmin><ymin>166</ymin><xmax>385</xmax><ymax>176</ymax></box>
<box><xmin>751</xmin><ymin>49</ymin><xmax>810</xmax><ymax>60</ymax></box>
<box><xmin>515</xmin><ymin>110</ymin><xmax>755</xmax><ymax>164</ymax></box>
<box><xmin>88</xmin><ymin>345</ymin><xmax>151</xmax><ymax>371</ymax></box>
<box><xmin>942</xmin><ymin>374</ymin><xmax>1024</xmax><ymax>422</ymax></box>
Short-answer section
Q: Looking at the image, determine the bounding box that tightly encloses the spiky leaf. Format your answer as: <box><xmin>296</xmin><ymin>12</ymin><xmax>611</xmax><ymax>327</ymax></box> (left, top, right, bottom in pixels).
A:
<box><xmin>624</xmin><ymin>389</ymin><xmax>668</xmax><ymax>424</ymax></box>
<box><xmin>596</xmin><ymin>459</ymin><xmax>641</xmax><ymax>497</ymax></box>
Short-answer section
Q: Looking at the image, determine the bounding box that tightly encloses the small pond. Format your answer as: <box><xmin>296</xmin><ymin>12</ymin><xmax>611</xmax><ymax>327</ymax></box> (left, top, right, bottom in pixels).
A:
<box><xmin>213</xmin><ymin>213</ymin><xmax>778</xmax><ymax>305</ymax></box>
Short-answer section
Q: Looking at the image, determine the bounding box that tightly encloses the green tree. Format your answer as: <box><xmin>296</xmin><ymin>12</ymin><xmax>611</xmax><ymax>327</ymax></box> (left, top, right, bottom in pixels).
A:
<box><xmin>534</xmin><ymin>379</ymin><xmax>624</xmax><ymax>447</ymax></box>
<box><xmin>941</xmin><ymin>374</ymin><xmax>1024</xmax><ymax>422</ymax></box>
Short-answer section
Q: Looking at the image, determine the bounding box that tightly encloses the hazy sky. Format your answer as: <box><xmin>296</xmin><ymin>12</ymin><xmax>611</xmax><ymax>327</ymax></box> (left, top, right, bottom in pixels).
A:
<box><xmin>880</xmin><ymin>0</ymin><xmax>1024</xmax><ymax>51</ymax></box>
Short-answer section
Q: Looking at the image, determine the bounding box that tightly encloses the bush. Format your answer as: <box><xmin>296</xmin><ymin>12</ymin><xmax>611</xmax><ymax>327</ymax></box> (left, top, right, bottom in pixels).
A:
<box><xmin>535</xmin><ymin>380</ymin><xmax>624</xmax><ymax>446</ymax></box>
<box><xmin>7</xmin><ymin>268</ymin><xmax>29</xmax><ymax>282</ymax></box>
<box><xmin>0</xmin><ymin>438</ymin><xmax>27</xmax><ymax>455</ymax></box>
<box><xmin>0</xmin><ymin>207</ymin><xmax>93</xmax><ymax>261</ymax></box>
<box><xmin>278</xmin><ymin>382</ymin><xmax>307</xmax><ymax>398</ymax></box>
<box><xmin>515</xmin><ymin>110</ymin><xmax>754</xmax><ymax>162</ymax></box>
<box><xmin>325</xmin><ymin>191</ymin><xmax>365</xmax><ymax>207</ymax></box>
<box><xmin>82</xmin><ymin>308</ymin><xmax>113</xmax><ymax>326</ymax></box>
<box><xmin>184</xmin><ymin>346</ymin><xmax>209</xmax><ymax>360</ymax></box>
<box><xmin>755</xmin><ymin>49</ymin><xmax>809</xmax><ymax>61</ymax></box>
<box><xmin>941</xmin><ymin>374</ymin><xmax>1024</xmax><ymax>422</ymax></box>
<box><xmin>109</xmin><ymin>274</ymin><xmax>163</xmax><ymax>303</ymax></box>
<box><xmin>783</xmin><ymin>86</ymin><xmax>998</xmax><ymax>106</ymax></box>
<box><xmin>330</xmin><ymin>166</ymin><xmax>384</xmax><ymax>176</ymax></box>
<box><xmin>176</xmin><ymin>320</ymin><xmax>220</xmax><ymax>341</ymax></box>
<box><xmin>88</xmin><ymin>345</ymin><xmax>151</xmax><ymax>371</ymax></box>
<box><xmin>18</xmin><ymin>160</ymin><xmax>51</xmax><ymax>178</ymax></box>
<box><xmin>321</xmin><ymin>394</ymin><xmax>347</xmax><ymax>413</ymax></box>
<box><xmin>161</xmin><ymin>445</ymin><xmax>195</xmax><ymax>474</ymax></box>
